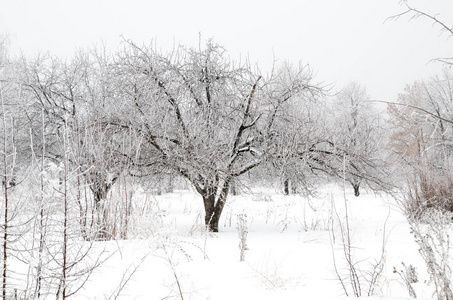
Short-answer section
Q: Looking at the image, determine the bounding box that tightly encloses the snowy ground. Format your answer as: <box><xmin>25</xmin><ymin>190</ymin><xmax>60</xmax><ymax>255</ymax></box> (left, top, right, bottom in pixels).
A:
<box><xmin>77</xmin><ymin>184</ymin><xmax>435</xmax><ymax>299</ymax></box>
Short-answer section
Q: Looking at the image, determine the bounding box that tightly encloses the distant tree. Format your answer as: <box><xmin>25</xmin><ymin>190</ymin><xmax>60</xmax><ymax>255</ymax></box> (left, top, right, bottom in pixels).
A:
<box><xmin>329</xmin><ymin>82</ymin><xmax>387</xmax><ymax>196</ymax></box>
<box><xmin>264</xmin><ymin>91</ymin><xmax>327</xmax><ymax>196</ymax></box>
<box><xmin>111</xmin><ymin>40</ymin><xmax>323</xmax><ymax>232</ymax></box>
<box><xmin>389</xmin><ymin>70</ymin><xmax>453</xmax><ymax>165</ymax></box>
<box><xmin>296</xmin><ymin>83</ymin><xmax>390</xmax><ymax>196</ymax></box>
<box><xmin>388</xmin><ymin>70</ymin><xmax>453</xmax><ymax>215</ymax></box>
<box><xmin>0</xmin><ymin>36</ymin><xmax>32</xmax><ymax>298</ymax></box>
<box><xmin>0</xmin><ymin>35</ymin><xmax>13</xmax><ymax>300</ymax></box>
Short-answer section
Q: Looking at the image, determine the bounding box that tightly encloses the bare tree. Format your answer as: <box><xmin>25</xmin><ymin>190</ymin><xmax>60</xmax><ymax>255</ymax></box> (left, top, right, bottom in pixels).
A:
<box><xmin>111</xmin><ymin>40</ymin><xmax>322</xmax><ymax>231</ymax></box>
<box><xmin>281</xmin><ymin>82</ymin><xmax>392</xmax><ymax>197</ymax></box>
<box><xmin>260</xmin><ymin>87</ymin><xmax>327</xmax><ymax>196</ymax></box>
<box><xmin>389</xmin><ymin>70</ymin><xmax>453</xmax><ymax>216</ymax></box>
<box><xmin>328</xmin><ymin>82</ymin><xmax>387</xmax><ymax>196</ymax></box>
<box><xmin>20</xmin><ymin>50</ymin><xmax>136</xmax><ymax>238</ymax></box>
<box><xmin>0</xmin><ymin>60</ymin><xmax>12</xmax><ymax>300</ymax></box>
<box><xmin>0</xmin><ymin>35</ymin><xmax>32</xmax><ymax>299</ymax></box>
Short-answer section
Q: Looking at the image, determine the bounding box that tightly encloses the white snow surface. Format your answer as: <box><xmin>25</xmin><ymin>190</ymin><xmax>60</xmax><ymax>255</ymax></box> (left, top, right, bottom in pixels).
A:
<box><xmin>75</xmin><ymin>185</ymin><xmax>434</xmax><ymax>299</ymax></box>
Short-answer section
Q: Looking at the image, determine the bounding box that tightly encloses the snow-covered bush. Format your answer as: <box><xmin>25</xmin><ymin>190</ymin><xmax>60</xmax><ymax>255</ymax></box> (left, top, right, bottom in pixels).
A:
<box><xmin>402</xmin><ymin>162</ymin><xmax>453</xmax><ymax>220</ymax></box>
<box><xmin>409</xmin><ymin>209</ymin><xmax>453</xmax><ymax>300</ymax></box>
<box><xmin>393</xmin><ymin>262</ymin><xmax>418</xmax><ymax>298</ymax></box>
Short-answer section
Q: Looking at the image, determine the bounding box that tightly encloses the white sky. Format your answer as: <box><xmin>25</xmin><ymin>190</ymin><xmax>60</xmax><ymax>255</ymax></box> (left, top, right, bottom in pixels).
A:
<box><xmin>1</xmin><ymin>0</ymin><xmax>452</xmax><ymax>101</ymax></box>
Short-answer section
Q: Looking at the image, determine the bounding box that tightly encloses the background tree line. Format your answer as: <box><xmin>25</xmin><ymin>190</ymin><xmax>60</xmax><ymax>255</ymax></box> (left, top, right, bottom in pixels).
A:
<box><xmin>0</xmin><ymin>38</ymin><xmax>395</xmax><ymax>236</ymax></box>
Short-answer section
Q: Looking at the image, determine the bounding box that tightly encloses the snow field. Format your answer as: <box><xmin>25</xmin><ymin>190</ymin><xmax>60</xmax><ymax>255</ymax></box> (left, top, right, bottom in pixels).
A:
<box><xmin>78</xmin><ymin>185</ymin><xmax>437</xmax><ymax>299</ymax></box>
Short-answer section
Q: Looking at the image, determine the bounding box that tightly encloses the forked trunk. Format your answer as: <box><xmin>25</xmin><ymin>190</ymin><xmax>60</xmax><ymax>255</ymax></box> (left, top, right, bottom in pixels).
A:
<box><xmin>203</xmin><ymin>179</ymin><xmax>231</xmax><ymax>232</ymax></box>
<box><xmin>90</xmin><ymin>174</ymin><xmax>118</xmax><ymax>240</ymax></box>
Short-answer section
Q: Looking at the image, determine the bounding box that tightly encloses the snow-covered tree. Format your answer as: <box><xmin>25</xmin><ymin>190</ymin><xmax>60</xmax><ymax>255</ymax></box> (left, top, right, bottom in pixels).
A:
<box><xmin>20</xmin><ymin>51</ymin><xmax>136</xmax><ymax>237</ymax></box>
<box><xmin>111</xmin><ymin>40</ymin><xmax>323</xmax><ymax>231</ymax></box>
<box><xmin>299</xmin><ymin>82</ymin><xmax>390</xmax><ymax>196</ymax></box>
<box><xmin>389</xmin><ymin>70</ymin><xmax>453</xmax><ymax>215</ymax></box>
<box><xmin>330</xmin><ymin>82</ymin><xmax>386</xmax><ymax>196</ymax></box>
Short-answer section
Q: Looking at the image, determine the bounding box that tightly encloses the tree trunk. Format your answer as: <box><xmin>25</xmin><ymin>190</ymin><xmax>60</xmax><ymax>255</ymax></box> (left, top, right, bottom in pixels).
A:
<box><xmin>353</xmin><ymin>183</ymin><xmax>360</xmax><ymax>197</ymax></box>
<box><xmin>90</xmin><ymin>174</ymin><xmax>118</xmax><ymax>239</ymax></box>
<box><xmin>203</xmin><ymin>193</ymin><xmax>216</xmax><ymax>231</ymax></box>
<box><xmin>291</xmin><ymin>180</ymin><xmax>297</xmax><ymax>194</ymax></box>
<box><xmin>230</xmin><ymin>181</ymin><xmax>238</xmax><ymax>196</ymax></box>
<box><xmin>284</xmin><ymin>179</ymin><xmax>289</xmax><ymax>195</ymax></box>
<box><xmin>203</xmin><ymin>179</ymin><xmax>231</xmax><ymax>232</ymax></box>
<box><xmin>166</xmin><ymin>175</ymin><xmax>174</xmax><ymax>193</ymax></box>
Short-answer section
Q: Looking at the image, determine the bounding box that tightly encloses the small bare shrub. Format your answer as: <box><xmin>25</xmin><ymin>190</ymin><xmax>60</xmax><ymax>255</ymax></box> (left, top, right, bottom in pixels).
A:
<box><xmin>161</xmin><ymin>243</ymin><xmax>185</xmax><ymax>300</ymax></box>
<box><xmin>249</xmin><ymin>263</ymin><xmax>289</xmax><ymax>290</ymax></box>
<box><xmin>330</xmin><ymin>187</ymin><xmax>388</xmax><ymax>297</ymax></box>
<box><xmin>237</xmin><ymin>213</ymin><xmax>249</xmax><ymax>262</ymax></box>
<box><xmin>105</xmin><ymin>254</ymin><xmax>149</xmax><ymax>300</ymax></box>
<box><xmin>393</xmin><ymin>262</ymin><xmax>418</xmax><ymax>298</ymax></box>
<box><xmin>398</xmin><ymin>155</ymin><xmax>453</xmax><ymax>299</ymax></box>
<box><xmin>409</xmin><ymin>209</ymin><xmax>453</xmax><ymax>300</ymax></box>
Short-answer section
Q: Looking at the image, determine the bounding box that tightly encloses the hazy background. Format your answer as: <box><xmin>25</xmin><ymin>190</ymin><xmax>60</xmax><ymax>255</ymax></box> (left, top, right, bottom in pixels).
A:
<box><xmin>1</xmin><ymin>0</ymin><xmax>452</xmax><ymax>101</ymax></box>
